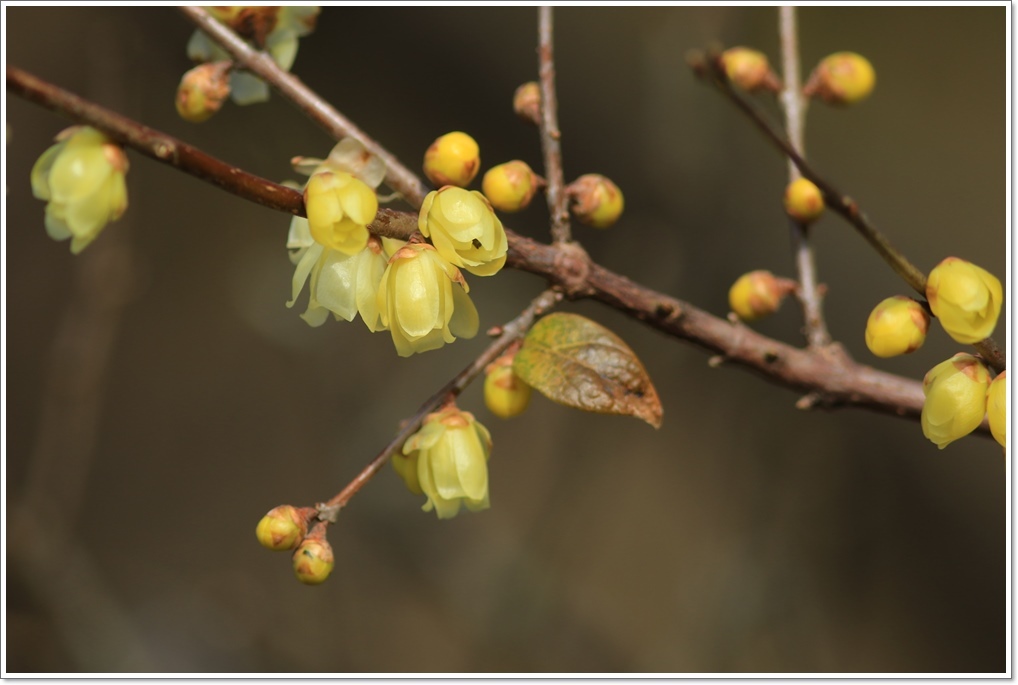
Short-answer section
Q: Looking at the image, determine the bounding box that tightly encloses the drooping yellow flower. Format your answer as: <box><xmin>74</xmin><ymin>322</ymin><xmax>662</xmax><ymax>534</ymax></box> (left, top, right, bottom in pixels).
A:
<box><xmin>921</xmin><ymin>353</ymin><xmax>991</xmax><ymax>449</ymax></box>
<box><xmin>376</xmin><ymin>243</ymin><xmax>479</xmax><ymax>356</ymax></box>
<box><xmin>287</xmin><ymin>217</ymin><xmax>393</xmax><ymax>329</ymax></box>
<box><xmin>864</xmin><ymin>296</ymin><xmax>930</xmax><ymax>358</ymax></box>
<box><xmin>304</xmin><ymin>170</ymin><xmax>378</xmax><ymax>256</ymax></box>
<box><xmin>926</xmin><ymin>257</ymin><xmax>1003</xmax><ymax>344</ymax></box>
<box><xmin>987</xmin><ymin>371</ymin><xmax>1007</xmax><ymax>448</ymax></box>
<box><xmin>419</xmin><ymin>186</ymin><xmax>507</xmax><ymax>277</ymax></box>
<box><xmin>395</xmin><ymin>405</ymin><xmax>492</xmax><ymax>519</ymax></box>
<box><xmin>31</xmin><ymin>126</ymin><xmax>129</xmax><ymax>254</ymax></box>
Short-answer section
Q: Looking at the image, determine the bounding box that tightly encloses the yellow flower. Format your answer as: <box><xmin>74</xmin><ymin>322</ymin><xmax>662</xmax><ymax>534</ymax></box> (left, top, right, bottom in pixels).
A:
<box><xmin>304</xmin><ymin>170</ymin><xmax>378</xmax><ymax>256</ymax></box>
<box><xmin>287</xmin><ymin>217</ymin><xmax>393</xmax><ymax>330</ymax></box>
<box><xmin>484</xmin><ymin>358</ymin><xmax>531</xmax><ymax>419</ymax></box>
<box><xmin>728</xmin><ymin>270</ymin><xmax>789</xmax><ymax>321</ymax></box>
<box><xmin>783</xmin><ymin>178</ymin><xmax>825</xmax><ymax>224</ymax></box>
<box><xmin>921</xmin><ymin>353</ymin><xmax>990</xmax><ymax>449</ymax></box>
<box><xmin>864</xmin><ymin>296</ymin><xmax>930</xmax><ymax>358</ymax></box>
<box><xmin>31</xmin><ymin>126</ymin><xmax>129</xmax><ymax>254</ymax></box>
<box><xmin>423</xmin><ymin>131</ymin><xmax>480</xmax><ymax>188</ymax></box>
<box><xmin>419</xmin><ymin>186</ymin><xmax>508</xmax><ymax>277</ymax></box>
<box><xmin>376</xmin><ymin>243</ymin><xmax>479</xmax><ymax>357</ymax></box>
<box><xmin>926</xmin><ymin>257</ymin><xmax>1003</xmax><ymax>344</ymax></box>
<box><xmin>396</xmin><ymin>406</ymin><xmax>492</xmax><ymax>519</ymax></box>
<box><xmin>987</xmin><ymin>371</ymin><xmax>1006</xmax><ymax>448</ymax></box>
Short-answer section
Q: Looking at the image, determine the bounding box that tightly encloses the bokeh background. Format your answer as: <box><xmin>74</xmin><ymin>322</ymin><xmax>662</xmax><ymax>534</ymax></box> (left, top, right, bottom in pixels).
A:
<box><xmin>4</xmin><ymin>5</ymin><xmax>1008</xmax><ymax>674</ymax></box>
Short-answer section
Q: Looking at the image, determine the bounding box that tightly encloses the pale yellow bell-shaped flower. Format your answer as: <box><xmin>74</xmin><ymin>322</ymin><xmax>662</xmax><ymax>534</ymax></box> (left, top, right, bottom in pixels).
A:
<box><xmin>376</xmin><ymin>243</ymin><xmax>479</xmax><ymax>357</ymax></box>
<box><xmin>419</xmin><ymin>186</ymin><xmax>507</xmax><ymax>277</ymax></box>
<box><xmin>398</xmin><ymin>405</ymin><xmax>493</xmax><ymax>519</ymax></box>
<box><xmin>304</xmin><ymin>170</ymin><xmax>378</xmax><ymax>256</ymax></box>
<box><xmin>926</xmin><ymin>257</ymin><xmax>1003</xmax><ymax>344</ymax></box>
<box><xmin>921</xmin><ymin>353</ymin><xmax>991</xmax><ymax>449</ymax></box>
<box><xmin>287</xmin><ymin>217</ymin><xmax>393</xmax><ymax>330</ymax></box>
<box><xmin>31</xmin><ymin>126</ymin><xmax>129</xmax><ymax>254</ymax></box>
<box><xmin>987</xmin><ymin>371</ymin><xmax>1007</xmax><ymax>448</ymax></box>
<box><xmin>864</xmin><ymin>296</ymin><xmax>930</xmax><ymax>358</ymax></box>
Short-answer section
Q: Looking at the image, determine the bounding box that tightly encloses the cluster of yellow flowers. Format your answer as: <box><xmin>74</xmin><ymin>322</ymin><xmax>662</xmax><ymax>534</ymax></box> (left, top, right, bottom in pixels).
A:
<box><xmin>863</xmin><ymin>257</ymin><xmax>1004</xmax><ymax>449</ymax></box>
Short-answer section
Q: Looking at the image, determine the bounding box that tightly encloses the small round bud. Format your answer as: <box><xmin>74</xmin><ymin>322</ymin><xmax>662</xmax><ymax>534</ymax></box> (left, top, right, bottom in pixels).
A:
<box><xmin>484</xmin><ymin>358</ymin><xmax>532</xmax><ymax>419</ymax></box>
<box><xmin>566</xmin><ymin>174</ymin><xmax>624</xmax><ymax>228</ymax></box>
<box><xmin>176</xmin><ymin>62</ymin><xmax>232</xmax><ymax>123</ymax></box>
<box><xmin>921</xmin><ymin>353</ymin><xmax>991</xmax><ymax>449</ymax></box>
<box><xmin>926</xmin><ymin>257</ymin><xmax>1003</xmax><ymax>344</ymax></box>
<box><xmin>987</xmin><ymin>371</ymin><xmax>1006</xmax><ymax>448</ymax></box>
<box><xmin>255</xmin><ymin>505</ymin><xmax>308</xmax><ymax>551</ymax></box>
<box><xmin>783</xmin><ymin>178</ymin><xmax>825</xmax><ymax>224</ymax></box>
<box><xmin>805</xmin><ymin>52</ymin><xmax>876</xmax><ymax>106</ymax></box>
<box><xmin>423</xmin><ymin>132</ymin><xmax>480</xmax><ymax>188</ymax></box>
<box><xmin>720</xmin><ymin>47</ymin><xmax>779</xmax><ymax>92</ymax></box>
<box><xmin>292</xmin><ymin>537</ymin><xmax>335</xmax><ymax>585</ymax></box>
<box><xmin>481</xmin><ymin>161</ymin><xmax>539</xmax><ymax>213</ymax></box>
<box><xmin>513</xmin><ymin>82</ymin><xmax>541</xmax><ymax>125</ymax></box>
<box><xmin>864</xmin><ymin>296</ymin><xmax>930</xmax><ymax>358</ymax></box>
<box><xmin>728</xmin><ymin>270</ymin><xmax>792</xmax><ymax>321</ymax></box>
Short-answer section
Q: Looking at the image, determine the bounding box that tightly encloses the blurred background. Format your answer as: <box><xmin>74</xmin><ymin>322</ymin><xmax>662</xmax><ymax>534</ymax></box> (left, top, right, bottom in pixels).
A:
<box><xmin>4</xmin><ymin>5</ymin><xmax>1007</xmax><ymax>674</ymax></box>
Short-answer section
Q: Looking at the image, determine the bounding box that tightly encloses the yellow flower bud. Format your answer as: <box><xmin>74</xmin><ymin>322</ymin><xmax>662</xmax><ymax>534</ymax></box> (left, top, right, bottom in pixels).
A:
<box><xmin>423</xmin><ymin>132</ymin><xmax>480</xmax><ymax>188</ymax></box>
<box><xmin>401</xmin><ymin>405</ymin><xmax>492</xmax><ymax>519</ymax></box>
<box><xmin>864</xmin><ymin>296</ymin><xmax>930</xmax><ymax>358</ymax></box>
<box><xmin>921</xmin><ymin>353</ymin><xmax>990</xmax><ymax>449</ymax></box>
<box><xmin>806</xmin><ymin>52</ymin><xmax>876</xmax><ymax>106</ymax></box>
<box><xmin>31</xmin><ymin>126</ymin><xmax>129</xmax><ymax>254</ymax></box>
<box><xmin>292</xmin><ymin>537</ymin><xmax>334</xmax><ymax>585</ymax></box>
<box><xmin>926</xmin><ymin>257</ymin><xmax>1003</xmax><ymax>344</ymax></box>
<box><xmin>728</xmin><ymin>270</ymin><xmax>791</xmax><ymax>321</ymax></box>
<box><xmin>720</xmin><ymin>47</ymin><xmax>778</xmax><ymax>92</ymax></box>
<box><xmin>987</xmin><ymin>371</ymin><xmax>1006</xmax><ymax>448</ymax></box>
<box><xmin>567</xmin><ymin>174</ymin><xmax>624</xmax><ymax>228</ymax></box>
<box><xmin>481</xmin><ymin>161</ymin><xmax>539</xmax><ymax>213</ymax></box>
<box><xmin>513</xmin><ymin>81</ymin><xmax>541</xmax><ymax>125</ymax></box>
<box><xmin>783</xmin><ymin>178</ymin><xmax>825</xmax><ymax>224</ymax></box>
<box><xmin>176</xmin><ymin>61</ymin><xmax>232</xmax><ymax>123</ymax></box>
<box><xmin>484</xmin><ymin>358</ymin><xmax>531</xmax><ymax>419</ymax></box>
<box><xmin>376</xmin><ymin>243</ymin><xmax>479</xmax><ymax>357</ymax></box>
<box><xmin>304</xmin><ymin>170</ymin><xmax>378</xmax><ymax>256</ymax></box>
<box><xmin>419</xmin><ymin>186</ymin><xmax>507</xmax><ymax>276</ymax></box>
<box><xmin>255</xmin><ymin>505</ymin><xmax>308</xmax><ymax>551</ymax></box>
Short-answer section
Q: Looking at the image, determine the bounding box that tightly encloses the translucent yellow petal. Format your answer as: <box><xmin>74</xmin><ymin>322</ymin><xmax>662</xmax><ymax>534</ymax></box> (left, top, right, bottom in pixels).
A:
<box><xmin>230</xmin><ymin>71</ymin><xmax>270</xmax><ymax>105</ymax></box>
<box><xmin>403</xmin><ymin>421</ymin><xmax>445</xmax><ymax>454</ymax></box>
<box><xmin>267</xmin><ymin>33</ymin><xmax>299</xmax><ymax>71</ymax></box>
<box><xmin>340</xmin><ymin>182</ymin><xmax>378</xmax><ymax>226</ymax></box>
<box><xmin>355</xmin><ymin>250</ymin><xmax>387</xmax><ymax>332</ymax></box>
<box><xmin>48</xmin><ymin>146</ymin><xmax>108</xmax><ymax>203</ymax></box>
<box><xmin>449</xmin><ymin>427</ymin><xmax>488</xmax><ymax>501</ymax></box>
<box><xmin>299</xmin><ymin>303</ymin><xmax>330</xmax><ymax>327</ymax></box>
<box><xmin>449</xmin><ymin>283</ymin><xmax>479</xmax><ymax>340</ymax></box>
<box><xmin>65</xmin><ymin>177</ymin><xmax>115</xmax><ymax>237</ymax></box>
<box><xmin>287</xmin><ymin>216</ymin><xmax>314</xmax><ymax>250</ymax></box>
<box><xmin>313</xmin><ymin>249</ymin><xmax>358</xmax><ymax>321</ymax></box>
<box><xmin>44</xmin><ymin>207</ymin><xmax>72</xmax><ymax>241</ymax></box>
<box><xmin>31</xmin><ymin>143</ymin><xmax>63</xmax><ymax>200</ymax></box>
<box><xmin>463</xmin><ymin>252</ymin><xmax>507</xmax><ymax>277</ymax></box>
<box><xmin>287</xmin><ymin>243</ymin><xmax>323</xmax><ymax>307</ymax></box>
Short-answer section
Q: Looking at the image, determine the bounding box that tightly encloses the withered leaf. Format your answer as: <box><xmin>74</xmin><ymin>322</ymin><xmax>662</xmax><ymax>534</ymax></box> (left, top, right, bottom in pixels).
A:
<box><xmin>513</xmin><ymin>313</ymin><xmax>663</xmax><ymax>429</ymax></box>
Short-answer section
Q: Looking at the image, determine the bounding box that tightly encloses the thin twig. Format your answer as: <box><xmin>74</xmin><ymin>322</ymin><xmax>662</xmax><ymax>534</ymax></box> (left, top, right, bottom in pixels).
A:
<box><xmin>178</xmin><ymin>6</ymin><xmax>429</xmax><ymax>208</ymax></box>
<box><xmin>778</xmin><ymin>6</ymin><xmax>830</xmax><ymax>348</ymax></box>
<box><xmin>10</xmin><ymin>67</ymin><xmax>998</xmax><ymax>421</ymax></box>
<box><xmin>317</xmin><ymin>289</ymin><xmax>563</xmax><ymax>520</ymax></box>
<box><xmin>538</xmin><ymin>7</ymin><xmax>572</xmax><ymax>244</ymax></box>
<box><xmin>689</xmin><ymin>50</ymin><xmax>1005</xmax><ymax>373</ymax></box>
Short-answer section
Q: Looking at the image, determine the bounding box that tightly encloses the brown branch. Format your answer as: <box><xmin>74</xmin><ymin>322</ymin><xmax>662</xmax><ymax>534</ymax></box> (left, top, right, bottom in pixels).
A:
<box><xmin>538</xmin><ymin>6</ymin><xmax>572</xmax><ymax>244</ymax></box>
<box><xmin>316</xmin><ymin>289</ymin><xmax>563</xmax><ymax>521</ymax></box>
<box><xmin>689</xmin><ymin>49</ymin><xmax>1006</xmax><ymax>374</ymax></box>
<box><xmin>778</xmin><ymin>6</ymin><xmax>831</xmax><ymax>349</ymax></box>
<box><xmin>10</xmin><ymin>66</ymin><xmax>985</xmax><ymax>432</ymax></box>
<box><xmin>178</xmin><ymin>5</ymin><xmax>429</xmax><ymax>209</ymax></box>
